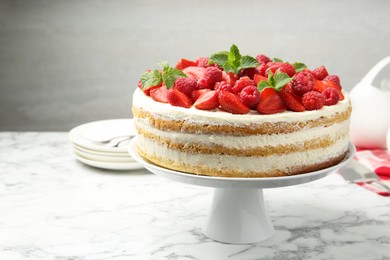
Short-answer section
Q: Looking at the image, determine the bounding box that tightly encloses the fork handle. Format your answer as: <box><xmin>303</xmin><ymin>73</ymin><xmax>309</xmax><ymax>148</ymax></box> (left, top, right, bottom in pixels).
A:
<box><xmin>358</xmin><ymin>182</ymin><xmax>390</xmax><ymax>196</ymax></box>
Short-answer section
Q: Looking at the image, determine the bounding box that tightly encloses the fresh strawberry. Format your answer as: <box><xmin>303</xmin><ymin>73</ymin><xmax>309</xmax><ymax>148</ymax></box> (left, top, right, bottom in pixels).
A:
<box><xmin>167</xmin><ymin>89</ymin><xmax>192</xmax><ymax>108</ymax></box>
<box><xmin>265</xmin><ymin>62</ymin><xmax>283</xmax><ymax>77</ymax></box>
<box><xmin>182</xmin><ymin>66</ymin><xmax>206</xmax><ymax>81</ymax></box>
<box><xmin>221</xmin><ymin>71</ymin><xmax>238</xmax><ymax>86</ymax></box>
<box><xmin>150</xmin><ymin>85</ymin><xmax>169</xmax><ymax>103</ymax></box>
<box><xmin>218</xmin><ymin>91</ymin><xmax>250</xmax><ymax>114</ymax></box>
<box><xmin>323</xmin><ymin>74</ymin><xmax>341</xmax><ymax>87</ymax></box>
<box><xmin>256</xmin><ymin>54</ymin><xmax>271</xmax><ymax>64</ymax></box>
<box><xmin>175</xmin><ymin>58</ymin><xmax>197</xmax><ymax>70</ymax></box>
<box><xmin>191</xmin><ymin>89</ymin><xmax>211</xmax><ymax>103</ymax></box>
<box><xmin>240</xmin><ymin>85</ymin><xmax>260</xmax><ymax>108</ymax></box>
<box><xmin>313</xmin><ymin>80</ymin><xmax>327</xmax><ymax>93</ymax></box>
<box><xmin>257</xmin><ymin>88</ymin><xmax>286</xmax><ymax>114</ymax></box>
<box><xmin>291</xmin><ymin>71</ymin><xmax>314</xmax><ymax>96</ymax></box>
<box><xmin>312</xmin><ymin>65</ymin><xmax>329</xmax><ymax>80</ymax></box>
<box><xmin>199</xmin><ymin>67</ymin><xmax>223</xmax><ymax>89</ymax></box>
<box><xmin>323</xmin><ymin>80</ymin><xmax>344</xmax><ymax>100</ymax></box>
<box><xmin>214</xmin><ymin>81</ymin><xmax>233</xmax><ymax>92</ymax></box>
<box><xmin>266</xmin><ymin>62</ymin><xmax>295</xmax><ymax>77</ymax></box>
<box><xmin>302</xmin><ymin>91</ymin><xmax>325</xmax><ymax>110</ymax></box>
<box><xmin>279</xmin><ymin>84</ymin><xmax>305</xmax><ymax>112</ymax></box>
<box><xmin>232</xmin><ymin>76</ymin><xmax>254</xmax><ymax>94</ymax></box>
<box><xmin>323</xmin><ymin>87</ymin><xmax>340</xmax><ymax>106</ymax></box>
<box><xmin>253</xmin><ymin>74</ymin><xmax>268</xmax><ymax>85</ymax></box>
<box><xmin>194</xmin><ymin>90</ymin><xmax>219</xmax><ymax>110</ymax></box>
<box><xmin>173</xmin><ymin>77</ymin><xmax>197</xmax><ymax>97</ymax></box>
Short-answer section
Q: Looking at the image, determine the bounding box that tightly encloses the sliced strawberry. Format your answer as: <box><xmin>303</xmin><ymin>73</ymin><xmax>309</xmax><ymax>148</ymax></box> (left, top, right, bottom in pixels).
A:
<box><xmin>323</xmin><ymin>80</ymin><xmax>344</xmax><ymax>100</ymax></box>
<box><xmin>221</xmin><ymin>71</ymin><xmax>238</xmax><ymax>87</ymax></box>
<box><xmin>257</xmin><ymin>88</ymin><xmax>286</xmax><ymax>114</ymax></box>
<box><xmin>313</xmin><ymin>80</ymin><xmax>327</xmax><ymax>93</ymax></box>
<box><xmin>182</xmin><ymin>66</ymin><xmax>206</xmax><ymax>81</ymax></box>
<box><xmin>218</xmin><ymin>91</ymin><xmax>250</xmax><ymax>114</ymax></box>
<box><xmin>175</xmin><ymin>58</ymin><xmax>197</xmax><ymax>70</ymax></box>
<box><xmin>253</xmin><ymin>74</ymin><xmax>268</xmax><ymax>85</ymax></box>
<box><xmin>279</xmin><ymin>84</ymin><xmax>305</xmax><ymax>112</ymax></box>
<box><xmin>191</xmin><ymin>89</ymin><xmax>211</xmax><ymax>103</ymax></box>
<box><xmin>150</xmin><ymin>85</ymin><xmax>169</xmax><ymax>103</ymax></box>
<box><xmin>167</xmin><ymin>89</ymin><xmax>192</xmax><ymax>108</ymax></box>
<box><xmin>194</xmin><ymin>90</ymin><xmax>219</xmax><ymax>110</ymax></box>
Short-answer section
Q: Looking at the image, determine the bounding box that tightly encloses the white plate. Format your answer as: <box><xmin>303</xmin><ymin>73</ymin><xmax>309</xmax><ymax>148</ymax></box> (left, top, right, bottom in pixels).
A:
<box><xmin>72</xmin><ymin>143</ymin><xmax>132</xmax><ymax>157</ymax></box>
<box><xmin>69</xmin><ymin>119</ymin><xmax>136</xmax><ymax>153</ymax></box>
<box><xmin>73</xmin><ymin>148</ymin><xmax>136</xmax><ymax>163</ymax></box>
<box><xmin>73</xmin><ymin>151</ymin><xmax>144</xmax><ymax>171</ymax></box>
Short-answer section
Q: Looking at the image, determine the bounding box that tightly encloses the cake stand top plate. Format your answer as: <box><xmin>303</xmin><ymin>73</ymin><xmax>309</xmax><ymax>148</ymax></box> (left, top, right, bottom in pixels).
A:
<box><xmin>129</xmin><ymin>138</ymin><xmax>355</xmax><ymax>189</ymax></box>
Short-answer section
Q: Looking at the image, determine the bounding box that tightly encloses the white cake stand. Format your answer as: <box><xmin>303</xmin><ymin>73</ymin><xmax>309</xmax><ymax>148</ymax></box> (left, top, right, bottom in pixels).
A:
<box><xmin>128</xmin><ymin>138</ymin><xmax>355</xmax><ymax>244</ymax></box>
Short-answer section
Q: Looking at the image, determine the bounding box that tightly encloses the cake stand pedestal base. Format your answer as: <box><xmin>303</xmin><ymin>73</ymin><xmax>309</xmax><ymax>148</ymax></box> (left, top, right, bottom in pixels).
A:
<box><xmin>129</xmin><ymin>138</ymin><xmax>355</xmax><ymax>245</ymax></box>
<box><xmin>204</xmin><ymin>188</ymin><xmax>273</xmax><ymax>244</ymax></box>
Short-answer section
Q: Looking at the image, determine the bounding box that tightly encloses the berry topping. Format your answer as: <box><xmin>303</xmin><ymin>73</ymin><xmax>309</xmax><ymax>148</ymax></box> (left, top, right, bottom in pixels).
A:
<box><xmin>240</xmin><ymin>85</ymin><xmax>260</xmax><ymax>108</ymax></box>
<box><xmin>279</xmin><ymin>84</ymin><xmax>305</xmax><ymax>112</ymax></box>
<box><xmin>167</xmin><ymin>89</ymin><xmax>192</xmax><ymax>108</ymax></box>
<box><xmin>232</xmin><ymin>76</ymin><xmax>254</xmax><ymax>94</ymax></box>
<box><xmin>182</xmin><ymin>66</ymin><xmax>206</xmax><ymax>81</ymax></box>
<box><xmin>191</xmin><ymin>89</ymin><xmax>211</xmax><ymax>103</ymax></box>
<box><xmin>150</xmin><ymin>85</ymin><xmax>169</xmax><ymax>103</ymax></box>
<box><xmin>291</xmin><ymin>71</ymin><xmax>314</xmax><ymax>96</ymax></box>
<box><xmin>302</xmin><ymin>91</ymin><xmax>325</xmax><ymax>110</ymax></box>
<box><xmin>323</xmin><ymin>74</ymin><xmax>341</xmax><ymax>87</ymax></box>
<box><xmin>175</xmin><ymin>58</ymin><xmax>197</xmax><ymax>70</ymax></box>
<box><xmin>266</xmin><ymin>62</ymin><xmax>296</xmax><ymax>77</ymax></box>
<box><xmin>139</xmin><ymin>44</ymin><xmax>346</xmax><ymax>115</ymax></box>
<box><xmin>214</xmin><ymin>81</ymin><xmax>233</xmax><ymax>92</ymax></box>
<box><xmin>323</xmin><ymin>87</ymin><xmax>340</xmax><ymax>106</ymax></box>
<box><xmin>199</xmin><ymin>66</ymin><xmax>223</xmax><ymax>89</ymax></box>
<box><xmin>173</xmin><ymin>77</ymin><xmax>198</xmax><ymax>97</ymax></box>
<box><xmin>257</xmin><ymin>88</ymin><xmax>286</xmax><ymax>114</ymax></box>
<box><xmin>256</xmin><ymin>54</ymin><xmax>271</xmax><ymax>64</ymax></box>
<box><xmin>194</xmin><ymin>90</ymin><xmax>219</xmax><ymax>110</ymax></box>
<box><xmin>312</xmin><ymin>65</ymin><xmax>329</xmax><ymax>80</ymax></box>
<box><xmin>218</xmin><ymin>91</ymin><xmax>250</xmax><ymax>114</ymax></box>
<box><xmin>196</xmin><ymin>57</ymin><xmax>210</xmax><ymax>67</ymax></box>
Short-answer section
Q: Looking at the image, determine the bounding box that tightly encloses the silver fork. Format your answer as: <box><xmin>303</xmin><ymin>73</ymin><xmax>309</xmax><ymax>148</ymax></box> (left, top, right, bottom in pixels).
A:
<box><xmin>339</xmin><ymin>159</ymin><xmax>390</xmax><ymax>191</ymax></box>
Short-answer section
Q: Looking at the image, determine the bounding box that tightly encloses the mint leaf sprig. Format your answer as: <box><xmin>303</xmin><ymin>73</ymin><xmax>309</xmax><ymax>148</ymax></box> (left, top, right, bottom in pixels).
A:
<box><xmin>140</xmin><ymin>62</ymin><xmax>187</xmax><ymax>90</ymax></box>
<box><xmin>257</xmin><ymin>71</ymin><xmax>293</xmax><ymax>92</ymax></box>
<box><xmin>209</xmin><ymin>44</ymin><xmax>259</xmax><ymax>74</ymax></box>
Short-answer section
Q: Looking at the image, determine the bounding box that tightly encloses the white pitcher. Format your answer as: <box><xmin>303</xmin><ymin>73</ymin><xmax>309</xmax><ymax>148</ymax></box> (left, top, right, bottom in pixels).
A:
<box><xmin>349</xmin><ymin>56</ymin><xmax>390</xmax><ymax>149</ymax></box>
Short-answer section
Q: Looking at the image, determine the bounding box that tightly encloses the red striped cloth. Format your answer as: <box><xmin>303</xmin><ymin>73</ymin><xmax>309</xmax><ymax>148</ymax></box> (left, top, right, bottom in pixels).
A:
<box><xmin>354</xmin><ymin>148</ymin><xmax>390</xmax><ymax>196</ymax></box>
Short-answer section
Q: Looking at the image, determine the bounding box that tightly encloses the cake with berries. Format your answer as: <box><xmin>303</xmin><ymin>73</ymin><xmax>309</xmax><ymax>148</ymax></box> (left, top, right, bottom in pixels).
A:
<box><xmin>132</xmin><ymin>45</ymin><xmax>351</xmax><ymax>177</ymax></box>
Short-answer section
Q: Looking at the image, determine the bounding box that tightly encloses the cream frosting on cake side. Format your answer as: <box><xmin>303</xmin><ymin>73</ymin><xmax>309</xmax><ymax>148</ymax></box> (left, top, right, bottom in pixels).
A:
<box><xmin>132</xmin><ymin>88</ymin><xmax>352</xmax><ymax>177</ymax></box>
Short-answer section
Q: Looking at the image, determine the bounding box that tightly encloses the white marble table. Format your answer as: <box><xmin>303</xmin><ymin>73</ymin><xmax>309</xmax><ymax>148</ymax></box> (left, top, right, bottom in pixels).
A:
<box><xmin>1</xmin><ymin>132</ymin><xmax>389</xmax><ymax>260</ymax></box>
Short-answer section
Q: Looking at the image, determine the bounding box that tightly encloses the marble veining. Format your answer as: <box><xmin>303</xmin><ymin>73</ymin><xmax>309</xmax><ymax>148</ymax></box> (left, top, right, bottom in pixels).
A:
<box><xmin>0</xmin><ymin>132</ymin><xmax>390</xmax><ymax>259</ymax></box>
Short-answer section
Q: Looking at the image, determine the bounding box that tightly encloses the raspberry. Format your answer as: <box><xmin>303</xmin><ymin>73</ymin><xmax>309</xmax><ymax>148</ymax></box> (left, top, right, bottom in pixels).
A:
<box><xmin>302</xmin><ymin>91</ymin><xmax>325</xmax><ymax>110</ymax></box>
<box><xmin>324</xmin><ymin>74</ymin><xmax>341</xmax><ymax>87</ymax></box>
<box><xmin>200</xmin><ymin>67</ymin><xmax>223</xmax><ymax>89</ymax></box>
<box><xmin>256</xmin><ymin>54</ymin><xmax>271</xmax><ymax>64</ymax></box>
<box><xmin>231</xmin><ymin>76</ymin><xmax>254</xmax><ymax>94</ymax></box>
<box><xmin>323</xmin><ymin>87</ymin><xmax>340</xmax><ymax>106</ymax></box>
<box><xmin>312</xmin><ymin>65</ymin><xmax>329</xmax><ymax>80</ymax></box>
<box><xmin>214</xmin><ymin>81</ymin><xmax>233</xmax><ymax>92</ymax></box>
<box><xmin>264</xmin><ymin>62</ymin><xmax>295</xmax><ymax>77</ymax></box>
<box><xmin>173</xmin><ymin>77</ymin><xmax>198</xmax><ymax>97</ymax></box>
<box><xmin>196</xmin><ymin>57</ymin><xmax>209</xmax><ymax>67</ymax></box>
<box><xmin>240</xmin><ymin>85</ymin><xmax>260</xmax><ymax>108</ymax></box>
<box><xmin>291</xmin><ymin>71</ymin><xmax>314</xmax><ymax>96</ymax></box>
<box><xmin>257</xmin><ymin>64</ymin><xmax>268</xmax><ymax>76</ymax></box>
<box><xmin>239</xmin><ymin>68</ymin><xmax>259</xmax><ymax>79</ymax></box>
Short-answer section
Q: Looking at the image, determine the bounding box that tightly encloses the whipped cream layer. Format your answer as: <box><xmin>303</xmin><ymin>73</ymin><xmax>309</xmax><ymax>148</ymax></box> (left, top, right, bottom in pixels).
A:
<box><xmin>133</xmin><ymin>88</ymin><xmax>351</xmax><ymax>125</ymax></box>
<box><xmin>137</xmin><ymin>135</ymin><xmax>349</xmax><ymax>174</ymax></box>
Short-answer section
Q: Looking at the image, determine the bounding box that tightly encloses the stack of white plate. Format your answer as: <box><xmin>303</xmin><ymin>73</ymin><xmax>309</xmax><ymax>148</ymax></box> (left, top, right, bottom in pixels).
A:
<box><xmin>68</xmin><ymin>119</ymin><xmax>143</xmax><ymax>170</ymax></box>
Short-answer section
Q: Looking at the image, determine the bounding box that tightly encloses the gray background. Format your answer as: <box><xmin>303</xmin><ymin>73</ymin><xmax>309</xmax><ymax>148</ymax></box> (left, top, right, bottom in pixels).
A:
<box><xmin>1</xmin><ymin>0</ymin><xmax>389</xmax><ymax>131</ymax></box>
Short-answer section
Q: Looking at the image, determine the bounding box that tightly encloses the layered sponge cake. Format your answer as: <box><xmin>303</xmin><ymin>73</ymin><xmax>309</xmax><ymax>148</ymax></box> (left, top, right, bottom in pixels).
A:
<box><xmin>133</xmin><ymin>45</ymin><xmax>351</xmax><ymax>177</ymax></box>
